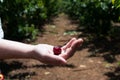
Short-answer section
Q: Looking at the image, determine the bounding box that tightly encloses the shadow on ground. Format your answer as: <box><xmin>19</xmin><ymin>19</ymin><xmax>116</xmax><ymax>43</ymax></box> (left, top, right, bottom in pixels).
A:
<box><xmin>105</xmin><ymin>67</ymin><xmax>120</xmax><ymax>80</ymax></box>
<box><xmin>0</xmin><ymin>60</ymin><xmax>75</xmax><ymax>79</ymax></box>
<box><xmin>0</xmin><ymin>60</ymin><xmax>36</xmax><ymax>79</ymax></box>
<box><xmin>76</xmin><ymin>25</ymin><xmax>120</xmax><ymax>80</ymax></box>
<box><xmin>76</xmin><ymin>25</ymin><xmax>120</xmax><ymax>63</ymax></box>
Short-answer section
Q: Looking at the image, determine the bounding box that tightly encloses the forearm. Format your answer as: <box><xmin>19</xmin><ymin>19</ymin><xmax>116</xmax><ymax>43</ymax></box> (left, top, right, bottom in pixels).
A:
<box><xmin>0</xmin><ymin>39</ymin><xmax>34</xmax><ymax>59</ymax></box>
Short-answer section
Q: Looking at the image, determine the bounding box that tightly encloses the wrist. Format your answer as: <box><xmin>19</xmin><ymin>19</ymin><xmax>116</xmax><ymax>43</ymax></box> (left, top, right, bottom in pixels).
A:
<box><xmin>28</xmin><ymin>45</ymin><xmax>41</xmax><ymax>60</ymax></box>
<box><xmin>25</xmin><ymin>44</ymin><xmax>36</xmax><ymax>59</ymax></box>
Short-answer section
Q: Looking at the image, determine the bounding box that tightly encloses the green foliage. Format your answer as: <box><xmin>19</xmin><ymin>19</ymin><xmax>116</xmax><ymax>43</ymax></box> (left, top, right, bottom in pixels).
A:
<box><xmin>0</xmin><ymin>0</ymin><xmax>65</xmax><ymax>41</ymax></box>
<box><xmin>18</xmin><ymin>24</ymin><xmax>39</xmax><ymax>41</ymax></box>
<box><xmin>112</xmin><ymin>0</ymin><xmax>120</xmax><ymax>9</ymax></box>
<box><xmin>0</xmin><ymin>0</ymin><xmax>47</xmax><ymax>41</ymax></box>
<box><xmin>63</xmin><ymin>0</ymin><xmax>120</xmax><ymax>36</ymax></box>
<box><xmin>43</xmin><ymin>0</ymin><xmax>64</xmax><ymax>17</ymax></box>
<box><xmin>1</xmin><ymin>0</ymin><xmax>120</xmax><ymax>41</ymax></box>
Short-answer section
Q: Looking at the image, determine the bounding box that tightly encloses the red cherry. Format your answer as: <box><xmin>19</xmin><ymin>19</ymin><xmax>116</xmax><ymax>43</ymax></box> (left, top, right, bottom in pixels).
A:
<box><xmin>53</xmin><ymin>46</ymin><xmax>61</xmax><ymax>55</ymax></box>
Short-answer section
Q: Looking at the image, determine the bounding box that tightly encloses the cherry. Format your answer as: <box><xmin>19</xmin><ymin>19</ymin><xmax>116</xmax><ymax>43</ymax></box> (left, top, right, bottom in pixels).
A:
<box><xmin>53</xmin><ymin>46</ymin><xmax>61</xmax><ymax>55</ymax></box>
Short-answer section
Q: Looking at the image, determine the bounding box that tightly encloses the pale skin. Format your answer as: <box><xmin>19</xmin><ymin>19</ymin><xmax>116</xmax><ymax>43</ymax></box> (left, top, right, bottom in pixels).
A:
<box><xmin>0</xmin><ymin>38</ymin><xmax>83</xmax><ymax>65</ymax></box>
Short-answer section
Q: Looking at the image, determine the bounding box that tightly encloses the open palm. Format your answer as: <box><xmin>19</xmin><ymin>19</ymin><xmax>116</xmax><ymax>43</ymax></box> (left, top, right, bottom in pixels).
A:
<box><xmin>34</xmin><ymin>38</ymin><xmax>83</xmax><ymax>65</ymax></box>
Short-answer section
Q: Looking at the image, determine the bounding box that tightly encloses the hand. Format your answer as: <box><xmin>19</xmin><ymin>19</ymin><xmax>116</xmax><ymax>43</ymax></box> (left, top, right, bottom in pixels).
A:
<box><xmin>60</xmin><ymin>38</ymin><xmax>83</xmax><ymax>59</ymax></box>
<box><xmin>32</xmin><ymin>38</ymin><xmax>83</xmax><ymax>65</ymax></box>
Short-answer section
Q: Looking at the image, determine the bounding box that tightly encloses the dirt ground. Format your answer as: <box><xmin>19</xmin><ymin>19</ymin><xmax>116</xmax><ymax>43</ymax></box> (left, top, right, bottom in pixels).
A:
<box><xmin>0</xmin><ymin>14</ymin><xmax>120</xmax><ymax>80</ymax></box>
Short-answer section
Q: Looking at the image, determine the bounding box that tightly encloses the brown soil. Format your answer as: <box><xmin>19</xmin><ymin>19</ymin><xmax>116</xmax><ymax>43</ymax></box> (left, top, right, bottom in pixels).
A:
<box><xmin>1</xmin><ymin>14</ymin><xmax>120</xmax><ymax>80</ymax></box>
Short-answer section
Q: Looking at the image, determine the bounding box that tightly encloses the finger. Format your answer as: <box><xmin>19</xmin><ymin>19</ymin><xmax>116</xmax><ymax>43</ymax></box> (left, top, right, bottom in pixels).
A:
<box><xmin>71</xmin><ymin>38</ymin><xmax>83</xmax><ymax>49</ymax></box>
<box><xmin>60</xmin><ymin>38</ymin><xmax>83</xmax><ymax>59</ymax></box>
<box><xmin>68</xmin><ymin>38</ymin><xmax>83</xmax><ymax>57</ymax></box>
<box><xmin>62</xmin><ymin>38</ymin><xmax>76</xmax><ymax>50</ymax></box>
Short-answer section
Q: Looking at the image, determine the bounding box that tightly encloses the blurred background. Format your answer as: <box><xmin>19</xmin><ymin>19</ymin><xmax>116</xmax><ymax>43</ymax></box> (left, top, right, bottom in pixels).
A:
<box><xmin>0</xmin><ymin>0</ymin><xmax>120</xmax><ymax>80</ymax></box>
<box><xmin>0</xmin><ymin>0</ymin><xmax>120</xmax><ymax>41</ymax></box>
